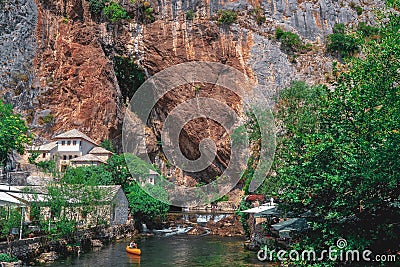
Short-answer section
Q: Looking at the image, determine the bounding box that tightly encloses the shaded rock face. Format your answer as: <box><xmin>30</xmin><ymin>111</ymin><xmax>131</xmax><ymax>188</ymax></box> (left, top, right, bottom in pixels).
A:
<box><xmin>0</xmin><ymin>0</ymin><xmax>38</xmax><ymax>114</ymax></box>
<box><xmin>0</xmin><ymin>0</ymin><xmax>383</xmax><ymax>180</ymax></box>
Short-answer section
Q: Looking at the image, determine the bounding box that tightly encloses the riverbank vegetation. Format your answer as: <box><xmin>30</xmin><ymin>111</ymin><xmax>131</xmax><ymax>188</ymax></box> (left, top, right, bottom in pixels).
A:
<box><xmin>0</xmin><ymin>100</ymin><xmax>31</xmax><ymax>166</ymax></box>
<box><xmin>255</xmin><ymin>10</ymin><xmax>400</xmax><ymax>266</ymax></box>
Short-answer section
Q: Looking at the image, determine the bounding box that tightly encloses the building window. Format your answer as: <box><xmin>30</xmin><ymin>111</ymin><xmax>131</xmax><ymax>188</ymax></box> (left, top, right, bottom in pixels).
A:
<box><xmin>73</xmin><ymin>141</ymin><xmax>76</xmax><ymax>145</ymax></box>
<box><xmin>69</xmin><ymin>155</ymin><xmax>73</xmax><ymax>160</ymax></box>
<box><xmin>42</xmin><ymin>153</ymin><xmax>46</xmax><ymax>158</ymax></box>
<box><xmin>75</xmin><ymin>155</ymin><xmax>78</xmax><ymax>158</ymax></box>
<box><xmin>67</xmin><ymin>141</ymin><xmax>71</xmax><ymax>145</ymax></box>
<box><xmin>63</xmin><ymin>155</ymin><xmax>67</xmax><ymax>160</ymax></box>
<box><xmin>62</xmin><ymin>141</ymin><xmax>65</xmax><ymax>146</ymax></box>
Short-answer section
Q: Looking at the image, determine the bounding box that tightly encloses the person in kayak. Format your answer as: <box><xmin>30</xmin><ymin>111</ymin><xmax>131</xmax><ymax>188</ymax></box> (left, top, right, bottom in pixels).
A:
<box><xmin>129</xmin><ymin>240</ymin><xmax>137</xmax><ymax>248</ymax></box>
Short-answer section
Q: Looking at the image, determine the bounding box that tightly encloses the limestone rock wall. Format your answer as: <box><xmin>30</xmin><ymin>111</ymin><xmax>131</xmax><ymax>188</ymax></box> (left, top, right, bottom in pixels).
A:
<box><xmin>0</xmin><ymin>0</ymin><xmax>384</xmax><ymax>180</ymax></box>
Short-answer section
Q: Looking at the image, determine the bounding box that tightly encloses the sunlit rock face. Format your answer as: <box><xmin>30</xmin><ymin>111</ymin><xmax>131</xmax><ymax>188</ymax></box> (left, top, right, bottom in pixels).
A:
<box><xmin>0</xmin><ymin>0</ymin><xmax>383</xmax><ymax>180</ymax></box>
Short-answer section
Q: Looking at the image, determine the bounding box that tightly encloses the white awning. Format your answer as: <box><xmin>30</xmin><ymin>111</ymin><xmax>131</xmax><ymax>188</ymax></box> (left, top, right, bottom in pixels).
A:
<box><xmin>0</xmin><ymin>192</ymin><xmax>26</xmax><ymax>207</ymax></box>
<box><xmin>241</xmin><ymin>204</ymin><xmax>276</xmax><ymax>213</ymax></box>
<box><xmin>6</xmin><ymin>192</ymin><xmax>47</xmax><ymax>203</ymax></box>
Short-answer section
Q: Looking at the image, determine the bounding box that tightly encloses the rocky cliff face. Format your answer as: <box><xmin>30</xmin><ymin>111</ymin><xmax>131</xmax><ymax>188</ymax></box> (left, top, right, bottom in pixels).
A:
<box><xmin>0</xmin><ymin>0</ymin><xmax>383</xmax><ymax>181</ymax></box>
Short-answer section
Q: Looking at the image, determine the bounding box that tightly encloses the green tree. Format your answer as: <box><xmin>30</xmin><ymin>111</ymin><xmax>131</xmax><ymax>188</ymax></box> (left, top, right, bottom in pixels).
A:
<box><xmin>105</xmin><ymin>154</ymin><xmax>133</xmax><ymax>186</ymax></box>
<box><xmin>126</xmin><ymin>181</ymin><xmax>169</xmax><ymax>228</ymax></box>
<box><xmin>0</xmin><ymin>100</ymin><xmax>31</xmax><ymax>165</ymax></box>
<box><xmin>0</xmin><ymin>207</ymin><xmax>22</xmax><ymax>237</ymax></box>
<box><xmin>62</xmin><ymin>165</ymin><xmax>114</xmax><ymax>185</ymax></box>
<box><xmin>272</xmin><ymin>14</ymin><xmax>400</xmax><ymax>266</ymax></box>
<box><xmin>326</xmin><ymin>24</ymin><xmax>360</xmax><ymax>58</ymax></box>
<box><xmin>100</xmin><ymin>139</ymin><xmax>115</xmax><ymax>153</ymax></box>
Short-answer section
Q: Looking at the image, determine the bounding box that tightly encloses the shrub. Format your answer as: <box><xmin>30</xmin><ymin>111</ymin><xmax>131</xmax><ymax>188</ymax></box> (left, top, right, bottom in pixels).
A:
<box><xmin>275</xmin><ymin>27</ymin><xmax>285</xmax><ymax>39</ymax></box>
<box><xmin>279</xmin><ymin>31</ymin><xmax>302</xmax><ymax>49</ymax></box>
<box><xmin>217</xmin><ymin>10</ymin><xmax>238</xmax><ymax>25</ymax></box>
<box><xmin>275</xmin><ymin>28</ymin><xmax>306</xmax><ymax>54</ymax></box>
<box><xmin>41</xmin><ymin>113</ymin><xmax>54</xmax><ymax>124</ymax></box>
<box><xmin>357</xmin><ymin>22</ymin><xmax>379</xmax><ymax>37</ymax></box>
<box><xmin>186</xmin><ymin>10</ymin><xmax>195</xmax><ymax>20</ymax></box>
<box><xmin>144</xmin><ymin>6</ymin><xmax>155</xmax><ymax>22</ymax></box>
<box><xmin>333</xmin><ymin>23</ymin><xmax>345</xmax><ymax>34</ymax></box>
<box><xmin>0</xmin><ymin>254</ymin><xmax>18</xmax><ymax>263</ymax></box>
<box><xmin>256</xmin><ymin>14</ymin><xmax>266</xmax><ymax>25</ymax></box>
<box><xmin>355</xmin><ymin>6</ymin><xmax>363</xmax><ymax>15</ymax></box>
<box><xmin>36</xmin><ymin>160</ymin><xmax>56</xmax><ymax>174</ymax></box>
<box><xmin>327</xmin><ymin>33</ymin><xmax>360</xmax><ymax>58</ymax></box>
<box><xmin>104</xmin><ymin>2</ymin><xmax>130</xmax><ymax>22</ymax></box>
<box><xmin>89</xmin><ymin>0</ymin><xmax>107</xmax><ymax>14</ymax></box>
<box><xmin>62</xmin><ymin>16</ymin><xmax>69</xmax><ymax>24</ymax></box>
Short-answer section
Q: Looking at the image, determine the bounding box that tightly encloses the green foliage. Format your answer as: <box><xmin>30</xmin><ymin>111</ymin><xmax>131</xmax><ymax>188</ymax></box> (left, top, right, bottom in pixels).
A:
<box><xmin>349</xmin><ymin>2</ymin><xmax>363</xmax><ymax>15</ymax></box>
<box><xmin>273</xmin><ymin>14</ymin><xmax>400</xmax><ymax>265</ymax></box>
<box><xmin>62</xmin><ymin>165</ymin><xmax>114</xmax><ymax>185</ymax></box>
<box><xmin>41</xmin><ymin>113</ymin><xmax>54</xmax><ymax>124</ymax></box>
<box><xmin>357</xmin><ymin>22</ymin><xmax>379</xmax><ymax>37</ymax></box>
<box><xmin>100</xmin><ymin>139</ymin><xmax>115</xmax><ymax>153</ymax></box>
<box><xmin>36</xmin><ymin>160</ymin><xmax>56</xmax><ymax>174</ymax></box>
<box><xmin>62</xmin><ymin>154</ymin><xmax>149</xmax><ymax>187</ymax></box>
<box><xmin>236</xmin><ymin>199</ymin><xmax>251</xmax><ymax>237</ymax></box>
<box><xmin>0</xmin><ymin>253</ymin><xmax>18</xmax><ymax>263</ymax></box>
<box><xmin>114</xmin><ymin>56</ymin><xmax>145</xmax><ymax>101</ymax></box>
<box><xmin>126</xmin><ymin>181</ymin><xmax>169</xmax><ymax>227</ymax></box>
<box><xmin>106</xmin><ymin>154</ymin><xmax>132</xmax><ymax>186</ymax></box>
<box><xmin>28</xmin><ymin>152</ymin><xmax>40</xmax><ymax>164</ymax></box>
<box><xmin>0</xmin><ymin>100</ymin><xmax>31</xmax><ymax>165</ymax></box>
<box><xmin>385</xmin><ymin>0</ymin><xmax>400</xmax><ymax>8</ymax></box>
<box><xmin>104</xmin><ymin>2</ymin><xmax>130</xmax><ymax>22</ymax></box>
<box><xmin>89</xmin><ymin>0</ymin><xmax>107</xmax><ymax>14</ymax></box>
<box><xmin>275</xmin><ymin>28</ymin><xmax>310</xmax><ymax>55</ymax></box>
<box><xmin>355</xmin><ymin>6</ymin><xmax>363</xmax><ymax>15</ymax></box>
<box><xmin>45</xmin><ymin>182</ymin><xmax>110</xmax><ymax>237</ymax></box>
<box><xmin>326</xmin><ymin>24</ymin><xmax>360</xmax><ymax>58</ymax></box>
<box><xmin>0</xmin><ymin>207</ymin><xmax>22</xmax><ymax>237</ymax></box>
<box><xmin>56</xmin><ymin>219</ymin><xmax>77</xmax><ymax>237</ymax></box>
<box><xmin>215</xmin><ymin>194</ymin><xmax>229</xmax><ymax>202</ymax></box>
<box><xmin>139</xmin><ymin>1</ymin><xmax>155</xmax><ymax>23</ymax></box>
<box><xmin>237</xmin><ymin>112</ymin><xmax>262</xmax><ymax>195</ymax></box>
<box><xmin>144</xmin><ymin>6</ymin><xmax>154</xmax><ymax>22</ymax></box>
<box><xmin>186</xmin><ymin>10</ymin><xmax>195</xmax><ymax>20</ymax></box>
<box><xmin>61</xmin><ymin>16</ymin><xmax>69</xmax><ymax>24</ymax></box>
<box><xmin>332</xmin><ymin>23</ymin><xmax>345</xmax><ymax>34</ymax></box>
<box><xmin>217</xmin><ymin>10</ymin><xmax>238</xmax><ymax>25</ymax></box>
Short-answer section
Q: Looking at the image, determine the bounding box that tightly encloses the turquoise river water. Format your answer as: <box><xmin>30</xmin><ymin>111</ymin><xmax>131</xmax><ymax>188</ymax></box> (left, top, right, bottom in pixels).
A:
<box><xmin>44</xmin><ymin>235</ymin><xmax>273</xmax><ymax>267</ymax></box>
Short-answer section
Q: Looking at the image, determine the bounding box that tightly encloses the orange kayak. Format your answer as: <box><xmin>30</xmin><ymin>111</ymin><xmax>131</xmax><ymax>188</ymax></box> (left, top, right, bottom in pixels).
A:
<box><xmin>126</xmin><ymin>246</ymin><xmax>141</xmax><ymax>255</ymax></box>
